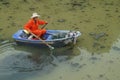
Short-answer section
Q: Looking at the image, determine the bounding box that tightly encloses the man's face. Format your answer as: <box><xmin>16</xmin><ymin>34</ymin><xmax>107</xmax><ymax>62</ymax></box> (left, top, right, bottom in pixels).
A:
<box><xmin>34</xmin><ymin>17</ymin><xmax>39</xmax><ymax>20</ymax></box>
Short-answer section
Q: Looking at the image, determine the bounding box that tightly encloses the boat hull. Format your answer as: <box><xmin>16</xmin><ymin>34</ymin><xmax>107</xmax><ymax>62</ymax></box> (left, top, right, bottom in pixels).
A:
<box><xmin>12</xmin><ymin>30</ymin><xmax>81</xmax><ymax>47</ymax></box>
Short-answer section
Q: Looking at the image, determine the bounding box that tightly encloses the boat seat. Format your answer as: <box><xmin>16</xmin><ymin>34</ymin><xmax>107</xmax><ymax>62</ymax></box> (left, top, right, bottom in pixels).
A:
<box><xmin>20</xmin><ymin>31</ymin><xmax>30</xmax><ymax>39</ymax></box>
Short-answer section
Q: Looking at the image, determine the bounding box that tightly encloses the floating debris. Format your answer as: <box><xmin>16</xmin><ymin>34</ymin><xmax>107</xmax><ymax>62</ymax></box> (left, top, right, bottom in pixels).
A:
<box><xmin>57</xmin><ymin>19</ymin><xmax>66</xmax><ymax>22</ymax></box>
<box><xmin>89</xmin><ymin>32</ymin><xmax>106</xmax><ymax>40</ymax></box>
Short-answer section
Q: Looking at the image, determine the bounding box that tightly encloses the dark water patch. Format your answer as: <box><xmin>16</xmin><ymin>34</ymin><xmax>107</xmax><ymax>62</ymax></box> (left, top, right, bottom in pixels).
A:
<box><xmin>86</xmin><ymin>74</ymin><xmax>91</xmax><ymax>78</ymax></box>
<box><xmin>98</xmin><ymin>73</ymin><xmax>107</xmax><ymax>80</ymax></box>
<box><xmin>96</xmin><ymin>24</ymin><xmax>109</xmax><ymax>29</ymax></box>
<box><xmin>23</xmin><ymin>0</ymin><xmax>28</xmax><ymax>3</ymax></box>
<box><xmin>7</xmin><ymin>26</ymin><xmax>10</xmax><ymax>28</ymax></box>
<box><xmin>0</xmin><ymin>41</ymin><xmax>79</xmax><ymax>80</ymax></box>
<box><xmin>89</xmin><ymin>56</ymin><xmax>99</xmax><ymax>60</ymax></box>
<box><xmin>14</xmin><ymin>6</ymin><xmax>19</xmax><ymax>10</ymax></box>
<box><xmin>11</xmin><ymin>22</ymin><xmax>17</xmax><ymax>27</ymax></box>
<box><xmin>56</xmin><ymin>56</ymin><xmax>69</xmax><ymax>62</ymax></box>
<box><xmin>112</xmin><ymin>46</ymin><xmax>120</xmax><ymax>51</ymax></box>
<box><xmin>84</xmin><ymin>19</ymin><xmax>91</xmax><ymax>23</ymax></box>
<box><xmin>72</xmin><ymin>26</ymin><xmax>79</xmax><ymax>30</ymax></box>
<box><xmin>65</xmin><ymin>0</ymin><xmax>90</xmax><ymax>10</ymax></box>
<box><xmin>0</xmin><ymin>50</ymin><xmax>56</xmax><ymax>80</ymax></box>
<box><xmin>0</xmin><ymin>42</ymin><xmax>60</xmax><ymax>74</ymax></box>
<box><xmin>89</xmin><ymin>32</ymin><xmax>106</xmax><ymax>40</ymax></box>
<box><xmin>115</xmin><ymin>8</ymin><xmax>119</xmax><ymax>13</ymax></box>
<box><xmin>0</xmin><ymin>50</ymin><xmax>56</xmax><ymax>74</ymax></box>
<box><xmin>108</xmin><ymin>60</ymin><xmax>114</xmax><ymax>63</ymax></box>
<box><xmin>104</xmin><ymin>2</ymin><xmax>114</xmax><ymax>6</ymax></box>
<box><xmin>92</xmin><ymin>42</ymin><xmax>100</xmax><ymax>47</ymax></box>
<box><xmin>105</xmin><ymin>9</ymin><xmax>110</xmax><ymax>12</ymax></box>
<box><xmin>70</xmin><ymin>0</ymin><xmax>89</xmax><ymax>7</ymax></box>
<box><xmin>92</xmin><ymin>41</ymin><xmax>106</xmax><ymax>50</ymax></box>
<box><xmin>99</xmin><ymin>74</ymin><xmax>104</xmax><ymax>78</ymax></box>
<box><xmin>0</xmin><ymin>28</ymin><xmax>3</xmax><ymax>31</ymax></box>
<box><xmin>106</xmin><ymin>14</ymin><xmax>113</xmax><ymax>18</ymax></box>
<box><xmin>7</xmin><ymin>16</ymin><xmax>13</xmax><ymax>20</ymax></box>
<box><xmin>70</xmin><ymin>61</ymin><xmax>86</xmax><ymax>69</ymax></box>
<box><xmin>59</xmin><ymin>76</ymin><xmax>63</xmax><ymax>79</ymax></box>
<box><xmin>1</xmin><ymin>1</ymin><xmax>10</xmax><ymax>5</ymax></box>
<box><xmin>71</xmin><ymin>62</ymin><xmax>79</xmax><ymax>67</ymax></box>
<box><xmin>13</xmin><ymin>43</ymin><xmax>76</xmax><ymax>66</ymax></box>
<box><xmin>89</xmin><ymin>56</ymin><xmax>101</xmax><ymax>64</ymax></box>
<box><xmin>29</xmin><ymin>7</ymin><xmax>36</xmax><ymax>11</ymax></box>
<box><xmin>0</xmin><ymin>1</ymin><xmax>10</xmax><ymax>8</ymax></box>
<box><xmin>70</xmin><ymin>62</ymin><xmax>86</xmax><ymax>72</ymax></box>
<box><xmin>92</xmin><ymin>6</ymin><xmax>96</xmax><ymax>9</ymax></box>
<box><xmin>0</xmin><ymin>39</ymin><xmax>2</xmax><ymax>42</ymax></box>
<box><xmin>118</xmin><ymin>15</ymin><xmax>120</xmax><ymax>18</ymax></box>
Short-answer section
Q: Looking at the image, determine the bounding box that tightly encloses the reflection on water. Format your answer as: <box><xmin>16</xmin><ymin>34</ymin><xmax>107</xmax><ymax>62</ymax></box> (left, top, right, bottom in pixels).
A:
<box><xmin>0</xmin><ymin>42</ymin><xmax>74</xmax><ymax>80</ymax></box>
<box><xmin>0</xmin><ymin>38</ymin><xmax>120</xmax><ymax>80</ymax></box>
<box><xmin>0</xmin><ymin>0</ymin><xmax>120</xmax><ymax>79</ymax></box>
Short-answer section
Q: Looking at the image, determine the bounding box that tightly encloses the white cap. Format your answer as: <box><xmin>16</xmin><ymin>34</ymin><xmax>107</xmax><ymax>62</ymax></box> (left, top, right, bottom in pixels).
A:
<box><xmin>31</xmin><ymin>12</ymin><xmax>40</xmax><ymax>18</ymax></box>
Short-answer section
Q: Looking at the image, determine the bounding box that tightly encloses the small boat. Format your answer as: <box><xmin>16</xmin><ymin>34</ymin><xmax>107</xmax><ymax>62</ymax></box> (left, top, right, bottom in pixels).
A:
<box><xmin>12</xmin><ymin>30</ymin><xmax>81</xmax><ymax>47</ymax></box>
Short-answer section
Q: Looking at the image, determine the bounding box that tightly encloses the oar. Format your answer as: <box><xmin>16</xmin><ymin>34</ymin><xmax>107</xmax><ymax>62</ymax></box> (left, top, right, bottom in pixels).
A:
<box><xmin>41</xmin><ymin>23</ymin><xmax>48</xmax><ymax>29</ymax></box>
<box><xmin>29</xmin><ymin>32</ymin><xmax>54</xmax><ymax>50</ymax></box>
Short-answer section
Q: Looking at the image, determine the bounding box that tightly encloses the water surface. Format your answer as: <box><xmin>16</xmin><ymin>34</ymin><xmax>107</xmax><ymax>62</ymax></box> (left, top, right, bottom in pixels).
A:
<box><xmin>0</xmin><ymin>0</ymin><xmax>120</xmax><ymax>80</ymax></box>
<box><xmin>0</xmin><ymin>38</ymin><xmax>120</xmax><ymax>80</ymax></box>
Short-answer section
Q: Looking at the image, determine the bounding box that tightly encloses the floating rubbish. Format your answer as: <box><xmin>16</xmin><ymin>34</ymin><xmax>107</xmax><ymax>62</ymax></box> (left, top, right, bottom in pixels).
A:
<box><xmin>57</xmin><ymin>19</ymin><xmax>66</xmax><ymax>22</ymax></box>
<box><xmin>89</xmin><ymin>32</ymin><xmax>106</xmax><ymax>40</ymax></box>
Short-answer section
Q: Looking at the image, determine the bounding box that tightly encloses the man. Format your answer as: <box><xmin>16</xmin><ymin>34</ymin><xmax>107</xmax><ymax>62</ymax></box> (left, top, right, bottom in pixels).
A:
<box><xmin>24</xmin><ymin>12</ymin><xmax>48</xmax><ymax>38</ymax></box>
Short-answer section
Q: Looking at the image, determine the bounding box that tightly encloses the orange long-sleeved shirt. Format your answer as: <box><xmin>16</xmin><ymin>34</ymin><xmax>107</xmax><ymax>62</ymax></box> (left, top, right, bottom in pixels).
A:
<box><xmin>24</xmin><ymin>19</ymin><xmax>47</xmax><ymax>32</ymax></box>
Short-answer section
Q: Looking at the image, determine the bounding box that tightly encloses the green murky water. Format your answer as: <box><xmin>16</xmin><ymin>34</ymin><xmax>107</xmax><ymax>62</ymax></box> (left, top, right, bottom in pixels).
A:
<box><xmin>0</xmin><ymin>0</ymin><xmax>120</xmax><ymax>80</ymax></box>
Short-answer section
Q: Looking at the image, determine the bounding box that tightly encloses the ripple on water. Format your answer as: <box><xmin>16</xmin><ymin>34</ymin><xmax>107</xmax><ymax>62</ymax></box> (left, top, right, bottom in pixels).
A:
<box><xmin>0</xmin><ymin>42</ymin><xmax>15</xmax><ymax>53</ymax></box>
<box><xmin>0</xmin><ymin>38</ymin><xmax>120</xmax><ymax>80</ymax></box>
<box><xmin>0</xmin><ymin>43</ymin><xmax>57</xmax><ymax>77</ymax></box>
